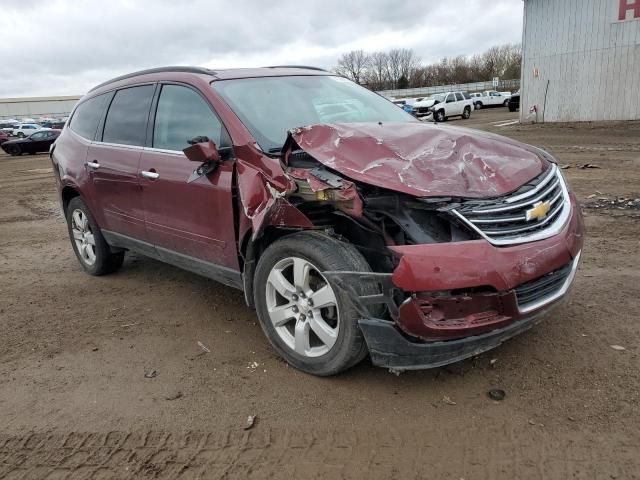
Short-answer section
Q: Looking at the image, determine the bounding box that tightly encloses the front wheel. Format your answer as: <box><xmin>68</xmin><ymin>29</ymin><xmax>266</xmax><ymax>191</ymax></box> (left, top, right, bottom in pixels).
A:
<box><xmin>17</xmin><ymin>132</ymin><xmax>24</xmax><ymax>138</ymax></box>
<box><xmin>434</xmin><ymin>110</ymin><xmax>446</xmax><ymax>122</ymax></box>
<box><xmin>66</xmin><ymin>196</ymin><xmax>124</xmax><ymax>275</ymax></box>
<box><xmin>253</xmin><ymin>231</ymin><xmax>374</xmax><ymax>376</ymax></box>
<box><xmin>462</xmin><ymin>107</ymin><xmax>471</xmax><ymax>119</ymax></box>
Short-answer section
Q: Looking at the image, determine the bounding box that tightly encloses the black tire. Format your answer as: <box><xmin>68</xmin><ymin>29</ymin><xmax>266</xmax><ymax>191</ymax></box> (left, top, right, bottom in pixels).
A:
<box><xmin>509</xmin><ymin>105</ymin><xmax>516</xmax><ymax>112</ymax></box>
<box><xmin>17</xmin><ymin>132</ymin><xmax>24</xmax><ymax>138</ymax></box>
<box><xmin>462</xmin><ymin>106</ymin><xmax>471</xmax><ymax>119</ymax></box>
<box><xmin>66</xmin><ymin>196</ymin><xmax>124</xmax><ymax>276</ymax></box>
<box><xmin>434</xmin><ymin>110</ymin><xmax>446</xmax><ymax>123</ymax></box>
<box><xmin>503</xmin><ymin>100</ymin><xmax>509</xmax><ymax>106</ymax></box>
<box><xmin>475</xmin><ymin>102</ymin><xmax>483</xmax><ymax>110</ymax></box>
<box><xmin>7</xmin><ymin>145</ymin><xmax>21</xmax><ymax>156</ymax></box>
<box><xmin>253</xmin><ymin>231</ymin><xmax>374</xmax><ymax>376</ymax></box>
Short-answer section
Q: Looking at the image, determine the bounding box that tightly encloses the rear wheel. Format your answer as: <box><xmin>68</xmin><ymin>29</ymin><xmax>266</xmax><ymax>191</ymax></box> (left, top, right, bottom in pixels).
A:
<box><xmin>253</xmin><ymin>231</ymin><xmax>373</xmax><ymax>376</ymax></box>
<box><xmin>462</xmin><ymin>106</ymin><xmax>471</xmax><ymax>119</ymax></box>
<box><xmin>503</xmin><ymin>99</ymin><xmax>509</xmax><ymax>106</ymax></box>
<box><xmin>475</xmin><ymin>102</ymin><xmax>483</xmax><ymax>110</ymax></box>
<box><xmin>17</xmin><ymin>132</ymin><xmax>24</xmax><ymax>138</ymax></box>
<box><xmin>66</xmin><ymin>196</ymin><xmax>124</xmax><ymax>275</ymax></box>
<box><xmin>7</xmin><ymin>145</ymin><xmax>21</xmax><ymax>156</ymax></box>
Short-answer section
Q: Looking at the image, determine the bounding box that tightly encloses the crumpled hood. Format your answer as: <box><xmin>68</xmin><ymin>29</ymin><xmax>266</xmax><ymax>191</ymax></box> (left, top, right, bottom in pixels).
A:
<box><xmin>289</xmin><ymin>122</ymin><xmax>549</xmax><ymax>198</ymax></box>
<box><xmin>413</xmin><ymin>98</ymin><xmax>437</xmax><ymax>108</ymax></box>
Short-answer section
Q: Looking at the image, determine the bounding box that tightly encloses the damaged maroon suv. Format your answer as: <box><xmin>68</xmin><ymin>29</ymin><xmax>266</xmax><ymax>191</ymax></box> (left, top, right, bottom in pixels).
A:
<box><xmin>51</xmin><ymin>66</ymin><xmax>584</xmax><ymax>375</ymax></box>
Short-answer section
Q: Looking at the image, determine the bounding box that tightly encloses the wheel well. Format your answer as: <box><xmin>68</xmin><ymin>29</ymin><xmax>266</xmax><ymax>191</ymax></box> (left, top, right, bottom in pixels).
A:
<box><xmin>240</xmin><ymin>213</ymin><xmax>396</xmax><ymax>308</ymax></box>
<box><xmin>61</xmin><ymin>186</ymin><xmax>80</xmax><ymax>215</ymax></box>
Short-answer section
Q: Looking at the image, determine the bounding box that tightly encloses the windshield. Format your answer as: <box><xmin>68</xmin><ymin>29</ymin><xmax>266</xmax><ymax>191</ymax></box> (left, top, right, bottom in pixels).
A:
<box><xmin>212</xmin><ymin>75</ymin><xmax>416</xmax><ymax>151</ymax></box>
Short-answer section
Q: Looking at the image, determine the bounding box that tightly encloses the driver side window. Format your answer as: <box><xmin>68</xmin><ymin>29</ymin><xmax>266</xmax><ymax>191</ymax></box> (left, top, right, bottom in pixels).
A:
<box><xmin>153</xmin><ymin>84</ymin><xmax>229</xmax><ymax>152</ymax></box>
<box><xmin>446</xmin><ymin>94</ymin><xmax>456</xmax><ymax>103</ymax></box>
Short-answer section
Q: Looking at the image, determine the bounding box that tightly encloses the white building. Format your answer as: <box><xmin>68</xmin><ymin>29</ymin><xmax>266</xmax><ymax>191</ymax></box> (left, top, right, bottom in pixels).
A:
<box><xmin>0</xmin><ymin>95</ymin><xmax>81</xmax><ymax>120</ymax></box>
<box><xmin>521</xmin><ymin>0</ymin><xmax>640</xmax><ymax>122</ymax></box>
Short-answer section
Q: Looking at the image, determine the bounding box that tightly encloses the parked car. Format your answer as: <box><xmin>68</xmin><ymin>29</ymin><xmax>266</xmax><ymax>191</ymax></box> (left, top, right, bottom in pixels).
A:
<box><xmin>51</xmin><ymin>66</ymin><xmax>584</xmax><ymax>376</ymax></box>
<box><xmin>0</xmin><ymin>121</ymin><xmax>19</xmax><ymax>133</ymax></box>
<box><xmin>1</xmin><ymin>129</ymin><xmax>60</xmax><ymax>156</ymax></box>
<box><xmin>0</xmin><ymin>131</ymin><xmax>10</xmax><ymax>145</ymax></box>
<box><xmin>471</xmin><ymin>90</ymin><xmax>510</xmax><ymax>109</ymax></box>
<box><xmin>11</xmin><ymin>123</ymin><xmax>43</xmax><ymax>138</ymax></box>
<box><xmin>412</xmin><ymin>91</ymin><xmax>474</xmax><ymax>122</ymax></box>
<box><xmin>508</xmin><ymin>91</ymin><xmax>520</xmax><ymax>112</ymax></box>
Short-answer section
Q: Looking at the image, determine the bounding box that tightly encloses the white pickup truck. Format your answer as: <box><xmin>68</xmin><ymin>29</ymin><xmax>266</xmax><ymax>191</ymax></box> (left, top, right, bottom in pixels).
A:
<box><xmin>411</xmin><ymin>91</ymin><xmax>474</xmax><ymax>122</ymax></box>
<box><xmin>469</xmin><ymin>90</ymin><xmax>510</xmax><ymax>109</ymax></box>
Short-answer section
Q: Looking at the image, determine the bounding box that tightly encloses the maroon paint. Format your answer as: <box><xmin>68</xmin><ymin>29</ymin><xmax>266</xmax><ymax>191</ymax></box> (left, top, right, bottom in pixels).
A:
<box><xmin>139</xmin><ymin>151</ymin><xmax>238</xmax><ymax>268</ymax></box>
<box><xmin>85</xmin><ymin>142</ymin><xmax>147</xmax><ymax>241</ymax></box>
<box><xmin>290</xmin><ymin>122</ymin><xmax>548</xmax><ymax>198</ymax></box>
<box><xmin>397</xmin><ymin>293</ymin><xmax>516</xmax><ymax>341</ymax></box>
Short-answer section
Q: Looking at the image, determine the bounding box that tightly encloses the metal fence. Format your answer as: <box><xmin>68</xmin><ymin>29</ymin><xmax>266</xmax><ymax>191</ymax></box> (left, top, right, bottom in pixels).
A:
<box><xmin>377</xmin><ymin>79</ymin><xmax>520</xmax><ymax>99</ymax></box>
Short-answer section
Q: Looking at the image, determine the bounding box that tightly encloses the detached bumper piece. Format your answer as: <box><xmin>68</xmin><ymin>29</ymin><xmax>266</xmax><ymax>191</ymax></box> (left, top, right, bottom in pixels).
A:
<box><xmin>359</xmin><ymin>305</ymin><xmax>555</xmax><ymax>371</ymax></box>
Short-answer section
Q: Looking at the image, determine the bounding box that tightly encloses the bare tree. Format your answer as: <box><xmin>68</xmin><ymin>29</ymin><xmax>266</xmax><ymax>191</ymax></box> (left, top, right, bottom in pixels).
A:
<box><xmin>333</xmin><ymin>44</ymin><xmax>521</xmax><ymax>91</ymax></box>
<box><xmin>335</xmin><ymin>50</ymin><xmax>370</xmax><ymax>84</ymax></box>
<box><xmin>364</xmin><ymin>51</ymin><xmax>390</xmax><ymax>90</ymax></box>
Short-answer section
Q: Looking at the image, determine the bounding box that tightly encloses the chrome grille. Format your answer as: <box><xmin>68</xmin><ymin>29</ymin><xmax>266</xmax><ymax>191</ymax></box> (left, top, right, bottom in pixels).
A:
<box><xmin>452</xmin><ymin>164</ymin><xmax>571</xmax><ymax>246</ymax></box>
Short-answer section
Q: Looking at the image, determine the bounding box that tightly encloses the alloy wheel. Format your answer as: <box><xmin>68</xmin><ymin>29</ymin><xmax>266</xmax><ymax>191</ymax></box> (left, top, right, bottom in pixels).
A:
<box><xmin>71</xmin><ymin>209</ymin><xmax>96</xmax><ymax>266</ymax></box>
<box><xmin>265</xmin><ymin>257</ymin><xmax>339</xmax><ymax>358</ymax></box>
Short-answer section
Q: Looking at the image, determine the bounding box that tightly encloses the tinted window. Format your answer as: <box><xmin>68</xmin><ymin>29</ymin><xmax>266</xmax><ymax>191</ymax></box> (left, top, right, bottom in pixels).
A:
<box><xmin>102</xmin><ymin>85</ymin><xmax>154</xmax><ymax>146</ymax></box>
<box><xmin>455</xmin><ymin>93</ymin><xmax>464</xmax><ymax>101</ymax></box>
<box><xmin>153</xmin><ymin>84</ymin><xmax>227</xmax><ymax>151</ymax></box>
<box><xmin>446</xmin><ymin>95</ymin><xmax>456</xmax><ymax>103</ymax></box>
<box><xmin>30</xmin><ymin>132</ymin><xmax>45</xmax><ymax>140</ymax></box>
<box><xmin>69</xmin><ymin>93</ymin><xmax>111</xmax><ymax>140</ymax></box>
<box><xmin>462</xmin><ymin>92</ymin><xmax>471</xmax><ymax>100</ymax></box>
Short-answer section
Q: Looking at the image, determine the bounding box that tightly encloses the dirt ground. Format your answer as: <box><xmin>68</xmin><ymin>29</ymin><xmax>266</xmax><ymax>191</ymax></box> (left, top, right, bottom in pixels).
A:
<box><xmin>1</xmin><ymin>108</ymin><xmax>639</xmax><ymax>479</ymax></box>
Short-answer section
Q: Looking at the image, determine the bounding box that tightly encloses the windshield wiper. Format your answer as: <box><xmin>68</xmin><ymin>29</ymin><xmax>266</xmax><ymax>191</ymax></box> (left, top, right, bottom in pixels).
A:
<box><xmin>267</xmin><ymin>147</ymin><xmax>284</xmax><ymax>156</ymax></box>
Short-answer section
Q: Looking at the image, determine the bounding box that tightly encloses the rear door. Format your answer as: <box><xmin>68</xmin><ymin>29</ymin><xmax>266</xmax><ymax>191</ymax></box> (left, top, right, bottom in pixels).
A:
<box><xmin>139</xmin><ymin>83</ymin><xmax>238</xmax><ymax>271</ymax></box>
<box><xmin>87</xmin><ymin>84</ymin><xmax>155</xmax><ymax>242</ymax></box>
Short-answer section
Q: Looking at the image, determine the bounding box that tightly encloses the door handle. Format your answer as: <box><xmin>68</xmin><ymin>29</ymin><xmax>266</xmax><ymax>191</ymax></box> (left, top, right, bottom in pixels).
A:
<box><xmin>87</xmin><ymin>161</ymin><xmax>100</xmax><ymax>170</ymax></box>
<box><xmin>141</xmin><ymin>170</ymin><xmax>160</xmax><ymax>180</ymax></box>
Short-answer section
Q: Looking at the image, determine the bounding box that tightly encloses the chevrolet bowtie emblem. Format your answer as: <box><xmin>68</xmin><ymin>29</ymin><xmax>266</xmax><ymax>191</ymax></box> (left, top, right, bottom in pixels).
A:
<box><xmin>526</xmin><ymin>201</ymin><xmax>551</xmax><ymax>221</ymax></box>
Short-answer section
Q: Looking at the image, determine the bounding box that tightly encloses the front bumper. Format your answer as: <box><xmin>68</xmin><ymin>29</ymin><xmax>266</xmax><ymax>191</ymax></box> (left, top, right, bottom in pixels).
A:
<box><xmin>323</xmin><ymin>198</ymin><xmax>584</xmax><ymax>371</ymax></box>
<box><xmin>358</xmin><ymin>301</ymin><xmax>560</xmax><ymax>370</ymax></box>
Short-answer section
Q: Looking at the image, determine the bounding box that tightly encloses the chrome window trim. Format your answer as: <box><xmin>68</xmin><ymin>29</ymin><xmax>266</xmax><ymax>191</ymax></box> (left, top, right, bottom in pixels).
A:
<box><xmin>517</xmin><ymin>251</ymin><xmax>581</xmax><ymax>314</ymax></box>
<box><xmin>451</xmin><ymin>166</ymin><xmax>572</xmax><ymax>246</ymax></box>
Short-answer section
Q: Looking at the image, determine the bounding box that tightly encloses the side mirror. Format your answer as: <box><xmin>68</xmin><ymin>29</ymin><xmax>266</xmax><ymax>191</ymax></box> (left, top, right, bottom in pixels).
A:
<box><xmin>183</xmin><ymin>137</ymin><xmax>221</xmax><ymax>163</ymax></box>
<box><xmin>184</xmin><ymin>137</ymin><xmax>223</xmax><ymax>183</ymax></box>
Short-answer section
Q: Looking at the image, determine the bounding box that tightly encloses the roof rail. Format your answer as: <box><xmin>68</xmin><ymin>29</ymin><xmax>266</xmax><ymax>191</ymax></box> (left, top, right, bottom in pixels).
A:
<box><xmin>264</xmin><ymin>65</ymin><xmax>327</xmax><ymax>72</ymax></box>
<box><xmin>88</xmin><ymin>66</ymin><xmax>217</xmax><ymax>93</ymax></box>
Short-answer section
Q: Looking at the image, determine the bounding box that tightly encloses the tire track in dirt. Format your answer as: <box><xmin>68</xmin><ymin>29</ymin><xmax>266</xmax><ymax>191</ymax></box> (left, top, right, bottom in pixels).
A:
<box><xmin>1</xmin><ymin>427</ymin><xmax>639</xmax><ymax>479</ymax></box>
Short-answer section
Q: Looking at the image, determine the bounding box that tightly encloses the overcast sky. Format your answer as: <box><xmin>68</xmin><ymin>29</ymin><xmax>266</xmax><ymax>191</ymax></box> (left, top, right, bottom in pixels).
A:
<box><xmin>0</xmin><ymin>0</ymin><xmax>523</xmax><ymax>98</ymax></box>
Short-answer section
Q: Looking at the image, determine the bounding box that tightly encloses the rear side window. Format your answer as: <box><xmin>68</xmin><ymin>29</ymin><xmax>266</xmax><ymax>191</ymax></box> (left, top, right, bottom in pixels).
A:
<box><xmin>153</xmin><ymin>84</ymin><xmax>228</xmax><ymax>151</ymax></box>
<box><xmin>69</xmin><ymin>93</ymin><xmax>111</xmax><ymax>140</ymax></box>
<box><xmin>102</xmin><ymin>85</ymin><xmax>155</xmax><ymax>146</ymax></box>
